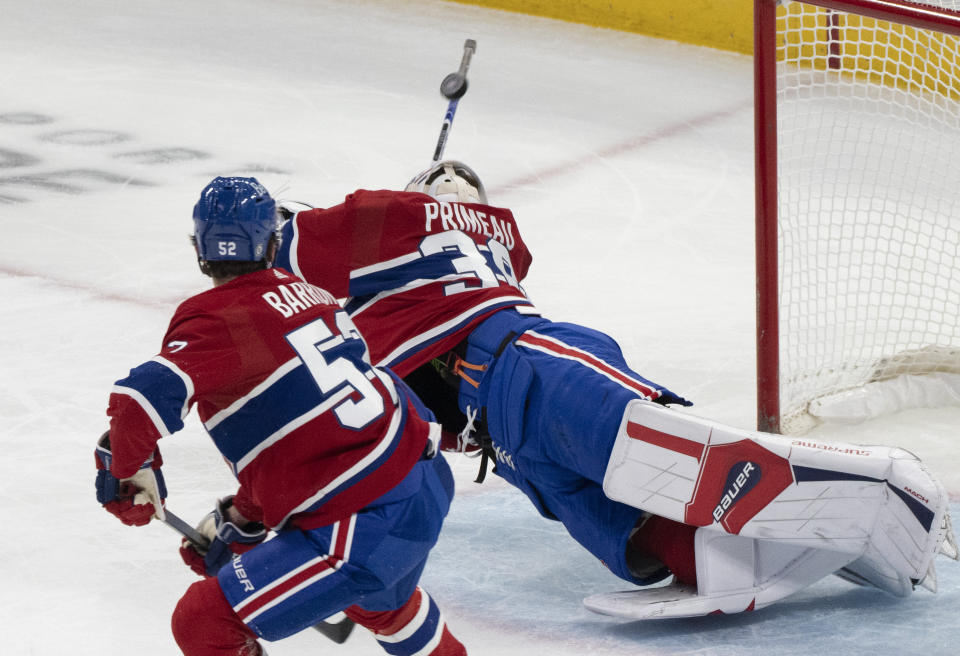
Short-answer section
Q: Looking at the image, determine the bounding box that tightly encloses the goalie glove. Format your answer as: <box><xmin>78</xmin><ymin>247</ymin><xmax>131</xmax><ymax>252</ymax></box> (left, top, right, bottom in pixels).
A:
<box><xmin>179</xmin><ymin>496</ymin><xmax>267</xmax><ymax>577</ymax></box>
<box><xmin>95</xmin><ymin>432</ymin><xmax>167</xmax><ymax>526</ymax></box>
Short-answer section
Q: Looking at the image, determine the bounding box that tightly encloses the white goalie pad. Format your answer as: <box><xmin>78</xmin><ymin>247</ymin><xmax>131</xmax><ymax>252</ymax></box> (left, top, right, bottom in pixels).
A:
<box><xmin>837</xmin><ymin>511</ymin><xmax>959</xmax><ymax>597</ymax></box>
<box><xmin>603</xmin><ymin>401</ymin><xmax>954</xmax><ymax>585</ymax></box>
<box><xmin>584</xmin><ymin>528</ymin><xmax>856</xmax><ymax>620</ymax></box>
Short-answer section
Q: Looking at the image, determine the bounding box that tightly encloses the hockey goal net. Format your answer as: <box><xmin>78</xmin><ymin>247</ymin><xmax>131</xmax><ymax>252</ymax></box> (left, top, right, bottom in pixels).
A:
<box><xmin>755</xmin><ymin>0</ymin><xmax>960</xmax><ymax>434</ymax></box>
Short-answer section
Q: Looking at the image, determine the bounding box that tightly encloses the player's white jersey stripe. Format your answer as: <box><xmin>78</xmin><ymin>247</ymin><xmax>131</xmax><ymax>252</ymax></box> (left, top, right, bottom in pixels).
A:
<box><xmin>286</xmin><ymin>218</ymin><xmax>303</xmax><ymax>278</ymax></box>
<box><xmin>152</xmin><ymin>356</ymin><xmax>195</xmax><ymax>419</ymax></box>
<box><xmin>111</xmin><ymin>384</ymin><xmax>172</xmax><ymax>437</ymax></box>
<box><xmin>516</xmin><ymin>330</ymin><xmax>660</xmax><ymax>399</ymax></box>
<box><xmin>204</xmin><ymin>358</ymin><xmax>301</xmax><ymax>431</ymax></box>
<box><xmin>348</xmin><ymin>273</ymin><xmax>487</xmax><ymax>317</ymax></box>
<box><xmin>350</xmin><ymin>251</ymin><xmax>422</xmax><ymax>278</ymax></box>
<box><xmin>275</xmin><ymin>405</ymin><xmax>404</xmax><ymax>527</ymax></box>
<box><xmin>371</xmin><ymin>366</ymin><xmax>400</xmax><ymax>405</ymax></box>
<box><xmin>375</xmin><ymin>295</ymin><xmax>532</xmax><ymax>368</ymax></box>
<box><xmin>336</xmin><ymin>515</ymin><xmax>357</xmax><ymax>564</ymax></box>
<box><xmin>233</xmin><ymin>385</ymin><xmax>355</xmax><ymax>474</ymax></box>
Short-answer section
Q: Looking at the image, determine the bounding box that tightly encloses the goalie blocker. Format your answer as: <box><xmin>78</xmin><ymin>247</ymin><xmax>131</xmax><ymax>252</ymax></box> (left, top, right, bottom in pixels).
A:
<box><xmin>594</xmin><ymin>401</ymin><xmax>957</xmax><ymax>617</ymax></box>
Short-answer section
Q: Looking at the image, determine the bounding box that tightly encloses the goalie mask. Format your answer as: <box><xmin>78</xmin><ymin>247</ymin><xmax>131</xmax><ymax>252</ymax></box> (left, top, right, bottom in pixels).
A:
<box><xmin>405</xmin><ymin>160</ymin><xmax>487</xmax><ymax>204</ymax></box>
<box><xmin>192</xmin><ymin>176</ymin><xmax>279</xmax><ymax>262</ymax></box>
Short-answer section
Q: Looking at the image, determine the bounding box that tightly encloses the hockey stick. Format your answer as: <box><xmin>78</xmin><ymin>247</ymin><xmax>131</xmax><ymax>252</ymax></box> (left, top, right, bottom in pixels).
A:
<box><xmin>162</xmin><ymin>507</ymin><xmax>209</xmax><ymax>547</ymax></box>
<box><xmin>431</xmin><ymin>39</ymin><xmax>477</xmax><ymax>163</ymax></box>
<box><xmin>161</xmin><ymin>508</ymin><xmax>356</xmax><ymax>645</ymax></box>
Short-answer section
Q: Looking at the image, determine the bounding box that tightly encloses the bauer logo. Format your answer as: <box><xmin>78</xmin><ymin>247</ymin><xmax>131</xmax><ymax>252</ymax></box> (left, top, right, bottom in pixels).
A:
<box><xmin>712</xmin><ymin>461</ymin><xmax>760</xmax><ymax>523</ymax></box>
<box><xmin>232</xmin><ymin>554</ymin><xmax>256</xmax><ymax>593</ymax></box>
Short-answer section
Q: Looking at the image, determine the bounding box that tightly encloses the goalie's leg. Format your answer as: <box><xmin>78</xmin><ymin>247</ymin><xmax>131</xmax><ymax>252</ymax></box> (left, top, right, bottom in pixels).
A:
<box><xmin>602</xmin><ymin>400</ymin><xmax>955</xmax><ymax>587</ymax></box>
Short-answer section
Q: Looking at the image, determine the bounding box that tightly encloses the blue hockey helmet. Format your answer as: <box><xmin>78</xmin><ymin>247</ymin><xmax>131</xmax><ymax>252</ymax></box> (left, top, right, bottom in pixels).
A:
<box><xmin>192</xmin><ymin>177</ymin><xmax>278</xmax><ymax>261</ymax></box>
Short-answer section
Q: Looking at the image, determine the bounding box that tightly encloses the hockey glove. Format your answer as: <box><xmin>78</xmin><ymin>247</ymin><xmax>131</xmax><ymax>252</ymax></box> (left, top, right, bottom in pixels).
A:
<box><xmin>179</xmin><ymin>496</ymin><xmax>267</xmax><ymax>577</ymax></box>
<box><xmin>95</xmin><ymin>432</ymin><xmax>167</xmax><ymax>526</ymax></box>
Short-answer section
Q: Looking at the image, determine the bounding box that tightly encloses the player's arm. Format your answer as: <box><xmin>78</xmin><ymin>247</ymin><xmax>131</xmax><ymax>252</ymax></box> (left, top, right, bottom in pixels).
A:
<box><xmin>94</xmin><ymin>312</ymin><xmax>228</xmax><ymax>526</ymax></box>
<box><xmin>94</xmin><ymin>355</ymin><xmax>193</xmax><ymax>525</ymax></box>
<box><xmin>274</xmin><ymin>203</ymin><xmax>354</xmax><ymax>298</ymax></box>
<box><xmin>95</xmin><ymin>312</ymin><xmax>201</xmax><ymax>527</ymax></box>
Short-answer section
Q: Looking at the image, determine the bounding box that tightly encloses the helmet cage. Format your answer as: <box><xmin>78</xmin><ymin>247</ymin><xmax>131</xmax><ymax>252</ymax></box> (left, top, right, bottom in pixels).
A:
<box><xmin>193</xmin><ymin>177</ymin><xmax>279</xmax><ymax>262</ymax></box>
<box><xmin>405</xmin><ymin>160</ymin><xmax>487</xmax><ymax>204</ymax></box>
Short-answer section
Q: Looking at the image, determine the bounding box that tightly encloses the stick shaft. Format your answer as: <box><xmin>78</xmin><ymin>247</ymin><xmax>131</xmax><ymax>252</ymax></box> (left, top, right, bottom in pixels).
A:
<box><xmin>432</xmin><ymin>99</ymin><xmax>460</xmax><ymax>163</ymax></box>
<box><xmin>162</xmin><ymin>508</ymin><xmax>209</xmax><ymax>547</ymax></box>
<box><xmin>431</xmin><ymin>39</ymin><xmax>476</xmax><ymax>163</ymax></box>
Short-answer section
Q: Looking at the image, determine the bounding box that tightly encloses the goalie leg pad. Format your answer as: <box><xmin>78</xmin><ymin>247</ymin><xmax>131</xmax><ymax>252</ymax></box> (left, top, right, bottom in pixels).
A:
<box><xmin>602</xmin><ymin>400</ymin><xmax>953</xmax><ymax>584</ymax></box>
<box><xmin>837</xmin><ymin>457</ymin><xmax>957</xmax><ymax>594</ymax></box>
<box><xmin>835</xmin><ymin>550</ymin><xmax>914</xmax><ymax>598</ymax></box>
<box><xmin>583</xmin><ymin>528</ymin><xmax>856</xmax><ymax>620</ymax></box>
<box><xmin>695</xmin><ymin>529</ymin><xmax>857</xmax><ymax>614</ymax></box>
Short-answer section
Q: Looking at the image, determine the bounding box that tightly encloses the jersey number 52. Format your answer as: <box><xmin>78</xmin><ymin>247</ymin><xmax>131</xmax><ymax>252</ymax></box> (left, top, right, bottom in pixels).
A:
<box><xmin>286</xmin><ymin>310</ymin><xmax>384</xmax><ymax>429</ymax></box>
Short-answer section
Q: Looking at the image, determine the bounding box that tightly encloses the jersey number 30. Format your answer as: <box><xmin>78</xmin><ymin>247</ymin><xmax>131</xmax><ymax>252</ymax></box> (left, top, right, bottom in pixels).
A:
<box><xmin>420</xmin><ymin>231</ymin><xmax>520</xmax><ymax>295</ymax></box>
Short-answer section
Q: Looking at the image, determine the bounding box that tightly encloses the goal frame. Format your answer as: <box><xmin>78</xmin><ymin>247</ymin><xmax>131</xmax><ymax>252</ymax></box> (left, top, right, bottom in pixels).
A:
<box><xmin>754</xmin><ymin>0</ymin><xmax>960</xmax><ymax>433</ymax></box>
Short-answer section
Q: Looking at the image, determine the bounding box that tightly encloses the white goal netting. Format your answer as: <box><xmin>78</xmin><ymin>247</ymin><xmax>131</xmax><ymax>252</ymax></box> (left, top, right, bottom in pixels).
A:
<box><xmin>773</xmin><ymin>0</ymin><xmax>960</xmax><ymax>432</ymax></box>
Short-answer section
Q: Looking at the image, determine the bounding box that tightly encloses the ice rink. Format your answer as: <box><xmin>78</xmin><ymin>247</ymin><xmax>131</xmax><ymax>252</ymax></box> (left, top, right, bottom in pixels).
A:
<box><xmin>2</xmin><ymin>0</ymin><xmax>958</xmax><ymax>654</ymax></box>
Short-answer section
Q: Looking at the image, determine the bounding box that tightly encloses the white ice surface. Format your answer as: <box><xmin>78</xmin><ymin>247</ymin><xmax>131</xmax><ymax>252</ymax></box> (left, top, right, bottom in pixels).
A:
<box><xmin>1</xmin><ymin>0</ymin><xmax>957</xmax><ymax>654</ymax></box>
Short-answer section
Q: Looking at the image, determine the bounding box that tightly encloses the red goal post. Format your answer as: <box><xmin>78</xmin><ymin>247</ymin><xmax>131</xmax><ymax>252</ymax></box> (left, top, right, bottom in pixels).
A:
<box><xmin>754</xmin><ymin>0</ymin><xmax>960</xmax><ymax>433</ymax></box>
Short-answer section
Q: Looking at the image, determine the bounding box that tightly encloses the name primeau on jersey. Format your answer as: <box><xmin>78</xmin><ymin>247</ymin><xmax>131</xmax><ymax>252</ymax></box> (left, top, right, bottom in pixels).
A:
<box><xmin>423</xmin><ymin>202</ymin><xmax>516</xmax><ymax>250</ymax></box>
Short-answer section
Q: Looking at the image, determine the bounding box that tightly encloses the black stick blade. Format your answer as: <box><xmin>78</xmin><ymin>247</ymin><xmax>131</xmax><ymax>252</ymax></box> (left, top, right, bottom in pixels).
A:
<box><xmin>311</xmin><ymin>616</ymin><xmax>356</xmax><ymax>644</ymax></box>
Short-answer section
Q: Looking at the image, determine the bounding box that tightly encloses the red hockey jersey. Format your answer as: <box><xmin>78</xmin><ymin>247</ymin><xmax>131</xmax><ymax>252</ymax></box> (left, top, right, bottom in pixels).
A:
<box><xmin>106</xmin><ymin>268</ymin><xmax>432</xmax><ymax>529</ymax></box>
<box><xmin>275</xmin><ymin>190</ymin><xmax>535</xmax><ymax>376</ymax></box>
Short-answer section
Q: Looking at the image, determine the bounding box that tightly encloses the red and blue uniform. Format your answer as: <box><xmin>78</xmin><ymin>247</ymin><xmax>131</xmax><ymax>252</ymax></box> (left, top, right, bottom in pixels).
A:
<box><xmin>106</xmin><ymin>267</ymin><xmax>462</xmax><ymax>653</ymax></box>
<box><xmin>276</xmin><ymin>189</ymin><xmax>535</xmax><ymax>375</ymax></box>
<box><xmin>106</xmin><ymin>268</ymin><xmax>431</xmax><ymax>529</ymax></box>
<box><xmin>276</xmin><ymin>190</ymin><xmax>693</xmax><ymax>585</ymax></box>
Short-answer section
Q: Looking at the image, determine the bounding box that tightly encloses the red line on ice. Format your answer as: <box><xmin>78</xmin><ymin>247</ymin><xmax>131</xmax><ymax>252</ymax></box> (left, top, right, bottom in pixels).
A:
<box><xmin>491</xmin><ymin>99</ymin><xmax>751</xmax><ymax>194</ymax></box>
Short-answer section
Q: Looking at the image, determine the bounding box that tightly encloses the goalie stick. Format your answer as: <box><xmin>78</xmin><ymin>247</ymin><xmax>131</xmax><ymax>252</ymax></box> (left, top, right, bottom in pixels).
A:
<box><xmin>431</xmin><ymin>39</ymin><xmax>476</xmax><ymax>163</ymax></box>
<box><xmin>161</xmin><ymin>508</ymin><xmax>356</xmax><ymax>645</ymax></box>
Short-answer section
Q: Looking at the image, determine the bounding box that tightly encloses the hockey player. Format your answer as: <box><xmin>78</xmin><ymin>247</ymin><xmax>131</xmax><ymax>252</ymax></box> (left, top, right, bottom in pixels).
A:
<box><xmin>94</xmin><ymin>177</ymin><xmax>467</xmax><ymax>655</ymax></box>
<box><xmin>270</xmin><ymin>161</ymin><xmax>956</xmax><ymax>617</ymax></box>
<box><xmin>271</xmin><ymin>161</ymin><xmax>699</xmax><ymax>589</ymax></box>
